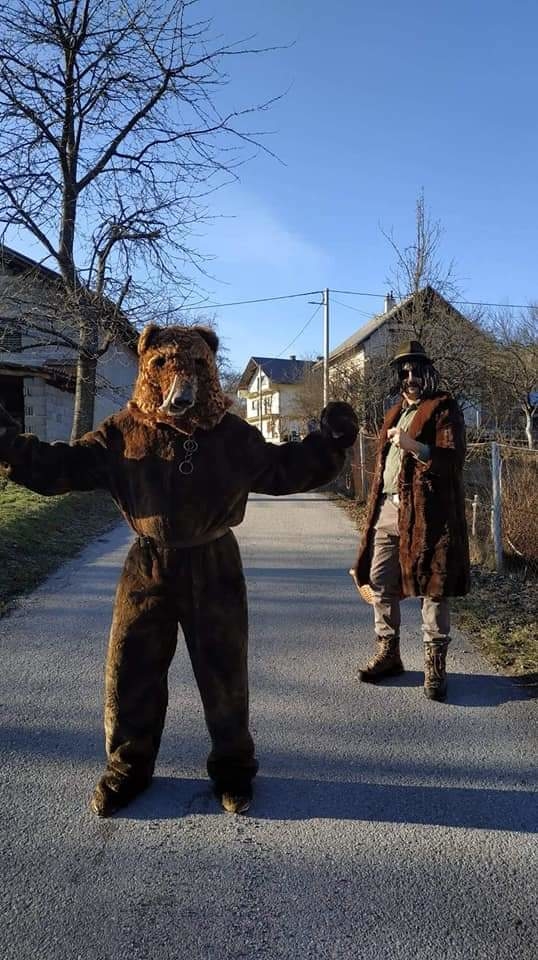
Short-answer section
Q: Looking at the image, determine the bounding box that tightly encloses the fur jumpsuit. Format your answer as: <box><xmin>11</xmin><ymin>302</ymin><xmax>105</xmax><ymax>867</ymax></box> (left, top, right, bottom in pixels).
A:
<box><xmin>0</xmin><ymin>405</ymin><xmax>349</xmax><ymax>791</ymax></box>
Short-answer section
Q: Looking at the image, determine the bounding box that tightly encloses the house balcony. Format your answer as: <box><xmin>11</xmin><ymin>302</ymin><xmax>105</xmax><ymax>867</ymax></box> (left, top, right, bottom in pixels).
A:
<box><xmin>238</xmin><ymin>388</ymin><xmax>274</xmax><ymax>400</ymax></box>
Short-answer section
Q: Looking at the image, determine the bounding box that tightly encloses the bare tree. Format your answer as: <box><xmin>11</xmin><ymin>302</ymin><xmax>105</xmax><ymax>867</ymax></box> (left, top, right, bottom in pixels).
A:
<box><xmin>381</xmin><ymin>190</ymin><xmax>491</xmax><ymax>408</ymax></box>
<box><xmin>482</xmin><ymin>307</ymin><xmax>538</xmax><ymax>448</ymax></box>
<box><xmin>382</xmin><ymin>189</ymin><xmax>460</xmax><ymax>305</ymax></box>
<box><xmin>291</xmin><ymin>357</ymin><xmax>323</xmax><ymax>425</ymax></box>
<box><xmin>0</xmin><ymin>0</ymin><xmax>275</xmax><ymax>438</ymax></box>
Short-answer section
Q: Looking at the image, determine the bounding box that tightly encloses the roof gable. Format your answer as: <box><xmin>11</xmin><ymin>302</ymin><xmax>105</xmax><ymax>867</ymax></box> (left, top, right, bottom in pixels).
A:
<box><xmin>0</xmin><ymin>243</ymin><xmax>138</xmax><ymax>354</ymax></box>
<box><xmin>328</xmin><ymin>286</ymin><xmax>468</xmax><ymax>363</ymax></box>
<box><xmin>238</xmin><ymin>356</ymin><xmax>314</xmax><ymax>391</ymax></box>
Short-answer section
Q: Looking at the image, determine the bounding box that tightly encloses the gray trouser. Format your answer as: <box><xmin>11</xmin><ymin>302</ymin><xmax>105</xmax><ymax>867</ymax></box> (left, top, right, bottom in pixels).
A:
<box><xmin>370</xmin><ymin>497</ymin><xmax>450</xmax><ymax>644</ymax></box>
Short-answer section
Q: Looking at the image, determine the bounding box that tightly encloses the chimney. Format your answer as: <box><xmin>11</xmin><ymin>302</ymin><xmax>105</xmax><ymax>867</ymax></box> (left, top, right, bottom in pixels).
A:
<box><xmin>384</xmin><ymin>291</ymin><xmax>396</xmax><ymax>313</ymax></box>
<box><xmin>289</xmin><ymin>354</ymin><xmax>296</xmax><ymax>360</ymax></box>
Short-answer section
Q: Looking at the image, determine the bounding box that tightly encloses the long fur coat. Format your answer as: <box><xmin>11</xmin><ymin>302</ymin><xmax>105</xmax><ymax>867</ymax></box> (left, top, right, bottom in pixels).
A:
<box><xmin>354</xmin><ymin>393</ymin><xmax>470</xmax><ymax>598</ymax></box>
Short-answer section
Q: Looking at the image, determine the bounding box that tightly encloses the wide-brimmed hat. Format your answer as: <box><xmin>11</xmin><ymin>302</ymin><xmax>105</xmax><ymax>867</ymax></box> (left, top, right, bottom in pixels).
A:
<box><xmin>390</xmin><ymin>340</ymin><xmax>432</xmax><ymax>366</ymax></box>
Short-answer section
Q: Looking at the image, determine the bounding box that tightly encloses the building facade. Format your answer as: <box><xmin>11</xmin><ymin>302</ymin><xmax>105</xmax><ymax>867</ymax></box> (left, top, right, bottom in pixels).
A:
<box><xmin>0</xmin><ymin>245</ymin><xmax>138</xmax><ymax>440</ymax></box>
<box><xmin>237</xmin><ymin>356</ymin><xmax>314</xmax><ymax>442</ymax></box>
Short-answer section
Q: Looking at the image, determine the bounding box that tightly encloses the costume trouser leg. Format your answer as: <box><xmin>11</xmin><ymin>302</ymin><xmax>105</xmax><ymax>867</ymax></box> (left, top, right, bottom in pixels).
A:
<box><xmin>180</xmin><ymin>532</ymin><xmax>258</xmax><ymax>788</ymax></box>
<box><xmin>103</xmin><ymin>532</ymin><xmax>257</xmax><ymax>790</ymax></box>
<box><xmin>370</xmin><ymin>498</ymin><xmax>401</xmax><ymax>639</ymax></box>
<box><xmin>421</xmin><ymin>598</ymin><xmax>450</xmax><ymax>643</ymax></box>
<box><xmin>103</xmin><ymin>539</ymin><xmax>179</xmax><ymax>787</ymax></box>
<box><xmin>370</xmin><ymin>498</ymin><xmax>451</xmax><ymax>644</ymax></box>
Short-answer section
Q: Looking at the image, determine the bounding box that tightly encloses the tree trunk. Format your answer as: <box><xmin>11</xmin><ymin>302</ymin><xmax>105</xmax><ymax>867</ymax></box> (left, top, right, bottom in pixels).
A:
<box><xmin>524</xmin><ymin>408</ymin><xmax>534</xmax><ymax>450</ymax></box>
<box><xmin>70</xmin><ymin>318</ymin><xmax>98</xmax><ymax>441</ymax></box>
<box><xmin>70</xmin><ymin>352</ymin><xmax>97</xmax><ymax>441</ymax></box>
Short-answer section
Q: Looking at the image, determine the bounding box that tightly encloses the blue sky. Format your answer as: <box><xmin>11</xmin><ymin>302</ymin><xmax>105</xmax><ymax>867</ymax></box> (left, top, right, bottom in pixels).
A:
<box><xmin>182</xmin><ymin>0</ymin><xmax>538</xmax><ymax>372</ymax></box>
<box><xmin>9</xmin><ymin>0</ymin><xmax>538</xmax><ymax>374</ymax></box>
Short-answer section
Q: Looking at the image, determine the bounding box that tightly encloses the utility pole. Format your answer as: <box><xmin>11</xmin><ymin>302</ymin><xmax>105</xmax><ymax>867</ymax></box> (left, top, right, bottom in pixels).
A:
<box><xmin>323</xmin><ymin>287</ymin><xmax>329</xmax><ymax>406</ymax></box>
<box><xmin>258</xmin><ymin>362</ymin><xmax>263</xmax><ymax>434</ymax></box>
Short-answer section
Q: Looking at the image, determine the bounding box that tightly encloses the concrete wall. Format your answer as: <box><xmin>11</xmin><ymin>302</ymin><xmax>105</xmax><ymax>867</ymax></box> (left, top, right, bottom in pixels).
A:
<box><xmin>1</xmin><ymin>260</ymin><xmax>138</xmax><ymax>439</ymax></box>
<box><xmin>23</xmin><ymin>376</ymin><xmax>74</xmax><ymax>441</ymax></box>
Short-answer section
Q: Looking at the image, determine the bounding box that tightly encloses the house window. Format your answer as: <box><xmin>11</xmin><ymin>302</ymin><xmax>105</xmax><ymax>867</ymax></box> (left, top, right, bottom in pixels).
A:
<box><xmin>0</xmin><ymin>321</ymin><xmax>22</xmax><ymax>352</ymax></box>
<box><xmin>263</xmin><ymin>396</ymin><xmax>272</xmax><ymax>414</ymax></box>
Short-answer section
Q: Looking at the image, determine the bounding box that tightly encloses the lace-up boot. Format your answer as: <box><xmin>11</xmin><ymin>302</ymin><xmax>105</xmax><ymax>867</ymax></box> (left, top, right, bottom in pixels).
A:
<box><xmin>358</xmin><ymin>635</ymin><xmax>404</xmax><ymax>683</ymax></box>
<box><xmin>423</xmin><ymin>640</ymin><xmax>449</xmax><ymax>701</ymax></box>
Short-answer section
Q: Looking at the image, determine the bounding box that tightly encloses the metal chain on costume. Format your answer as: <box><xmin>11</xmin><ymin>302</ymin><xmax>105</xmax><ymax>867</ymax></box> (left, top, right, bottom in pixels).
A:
<box><xmin>178</xmin><ymin>438</ymin><xmax>198</xmax><ymax>475</ymax></box>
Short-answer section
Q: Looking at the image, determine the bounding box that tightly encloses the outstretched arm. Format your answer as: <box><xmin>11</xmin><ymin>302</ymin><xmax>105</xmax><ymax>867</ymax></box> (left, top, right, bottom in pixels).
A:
<box><xmin>247</xmin><ymin>401</ymin><xmax>358</xmax><ymax>496</ymax></box>
<box><xmin>0</xmin><ymin>403</ymin><xmax>109</xmax><ymax>495</ymax></box>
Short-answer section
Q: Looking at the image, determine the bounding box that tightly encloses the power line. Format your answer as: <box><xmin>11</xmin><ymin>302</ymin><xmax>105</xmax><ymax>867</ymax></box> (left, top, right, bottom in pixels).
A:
<box><xmin>332</xmin><ymin>297</ymin><xmax>373</xmax><ymax>318</ymax></box>
<box><xmin>454</xmin><ymin>299</ymin><xmax>533</xmax><ymax>309</ymax></box>
<box><xmin>332</xmin><ymin>288</ymin><xmax>386</xmax><ymax>298</ymax></box>
<box><xmin>174</xmin><ymin>286</ymin><xmax>534</xmax><ymax>315</ymax></box>
<box><xmin>332</xmin><ymin>289</ymin><xmax>534</xmax><ymax>310</ymax></box>
<box><xmin>278</xmin><ymin>304</ymin><xmax>322</xmax><ymax>357</ymax></box>
<box><xmin>179</xmin><ymin>289</ymin><xmax>322</xmax><ymax>311</ymax></box>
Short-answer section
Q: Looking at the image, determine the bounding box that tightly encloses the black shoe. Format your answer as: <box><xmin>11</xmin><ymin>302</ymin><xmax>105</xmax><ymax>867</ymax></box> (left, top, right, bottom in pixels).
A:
<box><xmin>90</xmin><ymin>774</ymin><xmax>150</xmax><ymax>818</ymax></box>
<box><xmin>214</xmin><ymin>780</ymin><xmax>253</xmax><ymax>814</ymax></box>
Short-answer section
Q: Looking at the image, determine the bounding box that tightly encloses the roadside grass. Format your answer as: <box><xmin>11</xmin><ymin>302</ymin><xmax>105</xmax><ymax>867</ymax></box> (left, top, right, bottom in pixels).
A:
<box><xmin>452</xmin><ymin>570</ymin><xmax>537</xmax><ymax>679</ymax></box>
<box><xmin>332</xmin><ymin>494</ymin><xmax>537</xmax><ymax>684</ymax></box>
<box><xmin>0</xmin><ymin>476</ymin><xmax>122</xmax><ymax>615</ymax></box>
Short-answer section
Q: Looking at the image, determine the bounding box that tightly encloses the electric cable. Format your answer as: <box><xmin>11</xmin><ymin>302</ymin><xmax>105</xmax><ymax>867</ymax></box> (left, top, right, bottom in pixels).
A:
<box><xmin>173</xmin><ymin>287</ymin><xmax>533</xmax><ymax>316</ymax></box>
<box><xmin>277</xmin><ymin>304</ymin><xmax>322</xmax><ymax>357</ymax></box>
<box><xmin>332</xmin><ymin>289</ymin><xmax>534</xmax><ymax>310</ymax></box>
<box><xmin>331</xmin><ymin>297</ymin><xmax>373</xmax><ymax>318</ymax></box>
<box><xmin>179</xmin><ymin>289</ymin><xmax>322</xmax><ymax>311</ymax></box>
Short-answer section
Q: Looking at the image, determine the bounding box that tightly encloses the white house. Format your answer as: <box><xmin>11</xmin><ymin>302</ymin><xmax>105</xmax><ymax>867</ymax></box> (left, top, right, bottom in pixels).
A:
<box><xmin>326</xmin><ymin>287</ymin><xmax>482</xmax><ymax>428</ymax></box>
<box><xmin>0</xmin><ymin>245</ymin><xmax>138</xmax><ymax>440</ymax></box>
<box><xmin>237</xmin><ymin>356</ymin><xmax>315</xmax><ymax>442</ymax></box>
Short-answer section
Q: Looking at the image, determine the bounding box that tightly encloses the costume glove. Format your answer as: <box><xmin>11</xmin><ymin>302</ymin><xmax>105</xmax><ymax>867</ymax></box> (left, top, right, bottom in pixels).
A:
<box><xmin>320</xmin><ymin>401</ymin><xmax>358</xmax><ymax>449</ymax></box>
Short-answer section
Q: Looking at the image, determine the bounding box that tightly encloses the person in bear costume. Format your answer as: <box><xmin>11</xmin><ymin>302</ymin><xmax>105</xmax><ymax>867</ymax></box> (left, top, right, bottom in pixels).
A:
<box><xmin>0</xmin><ymin>323</ymin><xmax>358</xmax><ymax>816</ymax></box>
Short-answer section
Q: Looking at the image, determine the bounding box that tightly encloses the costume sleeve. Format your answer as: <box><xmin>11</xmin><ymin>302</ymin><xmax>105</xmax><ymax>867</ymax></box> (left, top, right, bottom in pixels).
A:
<box><xmin>245</xmin><ymin>423</ymin><xmax>346</xmax><ymax>496</ymax></box>
<box><xmin>0</xmin><ymin>407</ymin><xmax>110</xmax><ymax>495</ymax></box>
<box><xmin>414</xmin><ymin>399</ymin><xmax>466</xmax><ymax>476</ymax></box>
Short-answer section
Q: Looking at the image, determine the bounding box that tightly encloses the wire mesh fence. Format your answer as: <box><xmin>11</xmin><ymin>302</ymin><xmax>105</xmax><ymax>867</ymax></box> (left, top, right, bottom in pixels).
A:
<box><xmin>332</xmin><ymin>433</ymin><xmax>538</xmax><ymax>580</ymax></box>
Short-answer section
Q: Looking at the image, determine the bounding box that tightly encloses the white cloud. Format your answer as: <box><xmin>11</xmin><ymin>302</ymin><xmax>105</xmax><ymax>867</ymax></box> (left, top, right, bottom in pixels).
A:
<box><xmin>203</xmin><ymin>193</ymin><xmax>330</xmax><ymax>271</ymax></box>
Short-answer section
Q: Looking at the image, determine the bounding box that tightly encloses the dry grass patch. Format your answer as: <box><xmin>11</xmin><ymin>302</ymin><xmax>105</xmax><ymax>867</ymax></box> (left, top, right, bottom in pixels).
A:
<box><xmin>0</xmin><ymin>475</ymin><xmax>121</xmax><ymax>614</ymax></box>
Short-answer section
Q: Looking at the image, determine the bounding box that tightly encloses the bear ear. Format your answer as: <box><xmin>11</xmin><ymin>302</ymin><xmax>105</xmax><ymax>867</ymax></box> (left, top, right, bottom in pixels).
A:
<box><xmin>192</xmin><ymin>325</ymin><xmax>219</xmax><ymax>354</ymax></box>
<box><xmin>138</xmin><ymin>323</ymin><xmax>160</xmax><ymax>356</ymax></box>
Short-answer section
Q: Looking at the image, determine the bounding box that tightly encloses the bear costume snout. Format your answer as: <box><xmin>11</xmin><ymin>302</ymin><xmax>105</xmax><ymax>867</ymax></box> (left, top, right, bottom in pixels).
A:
<box><xmin>158</xmin><ymin>371</ymin><xmax>198</xmax><ymax>417</ymax></box>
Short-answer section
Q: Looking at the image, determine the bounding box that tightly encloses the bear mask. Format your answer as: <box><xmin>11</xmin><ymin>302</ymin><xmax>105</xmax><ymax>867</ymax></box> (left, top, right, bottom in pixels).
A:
<box><xmin>128</xmin><ymin>324</ymin><xmax>232</xmax><ymax>435</ymax></box>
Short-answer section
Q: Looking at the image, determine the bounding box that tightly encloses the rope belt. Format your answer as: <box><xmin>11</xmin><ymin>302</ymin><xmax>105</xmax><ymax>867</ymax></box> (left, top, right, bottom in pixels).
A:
<box><xmin>136</xmin><ymin>526</ymin><xmax>231</xmax><ymax>550</ymax></box>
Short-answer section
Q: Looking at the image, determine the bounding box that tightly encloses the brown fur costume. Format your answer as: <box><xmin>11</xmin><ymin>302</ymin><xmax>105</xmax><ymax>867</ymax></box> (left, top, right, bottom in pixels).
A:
<box><xmin>354</xmin><ymin>393</ymin><xmax>470</xmax><ymax>598</ymax></box>
<box><xmin>0</xmin><ymin>324</ymin><xmax>357</xmax><ymax>815</ymax></box>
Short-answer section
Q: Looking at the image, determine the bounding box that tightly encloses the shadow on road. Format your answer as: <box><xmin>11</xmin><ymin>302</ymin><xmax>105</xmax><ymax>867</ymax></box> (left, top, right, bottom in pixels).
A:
<box><xmin>120</xmin><ymin>774</ymin><xmax>537</xmax><ymax>833</ymax></box>
<box><xmin>371</xmin><ymin>669</ymin><xmax>537</xmax><ymax>704</ymax></box>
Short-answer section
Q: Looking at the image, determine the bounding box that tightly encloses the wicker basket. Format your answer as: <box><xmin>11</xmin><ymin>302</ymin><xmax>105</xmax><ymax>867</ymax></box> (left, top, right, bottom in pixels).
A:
<box><xmin>348</xmin><ymin>568</ymin><xmax>375</xmax><ymax>605</ymax></box>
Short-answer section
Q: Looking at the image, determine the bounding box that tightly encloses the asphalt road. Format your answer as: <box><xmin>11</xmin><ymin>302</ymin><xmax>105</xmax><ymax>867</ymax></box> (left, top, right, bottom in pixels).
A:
<box><xmin>1</xmin><ymin>492</ymin><xmax>536</xmax><ymax>960</ymax></box>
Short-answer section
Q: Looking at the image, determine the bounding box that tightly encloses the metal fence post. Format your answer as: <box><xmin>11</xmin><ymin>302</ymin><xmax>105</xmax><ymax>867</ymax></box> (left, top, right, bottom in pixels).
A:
<box><xmin>491</xmin><ymin>441</ymin><xmax>504</xmax><ymax>573</ymax></box>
